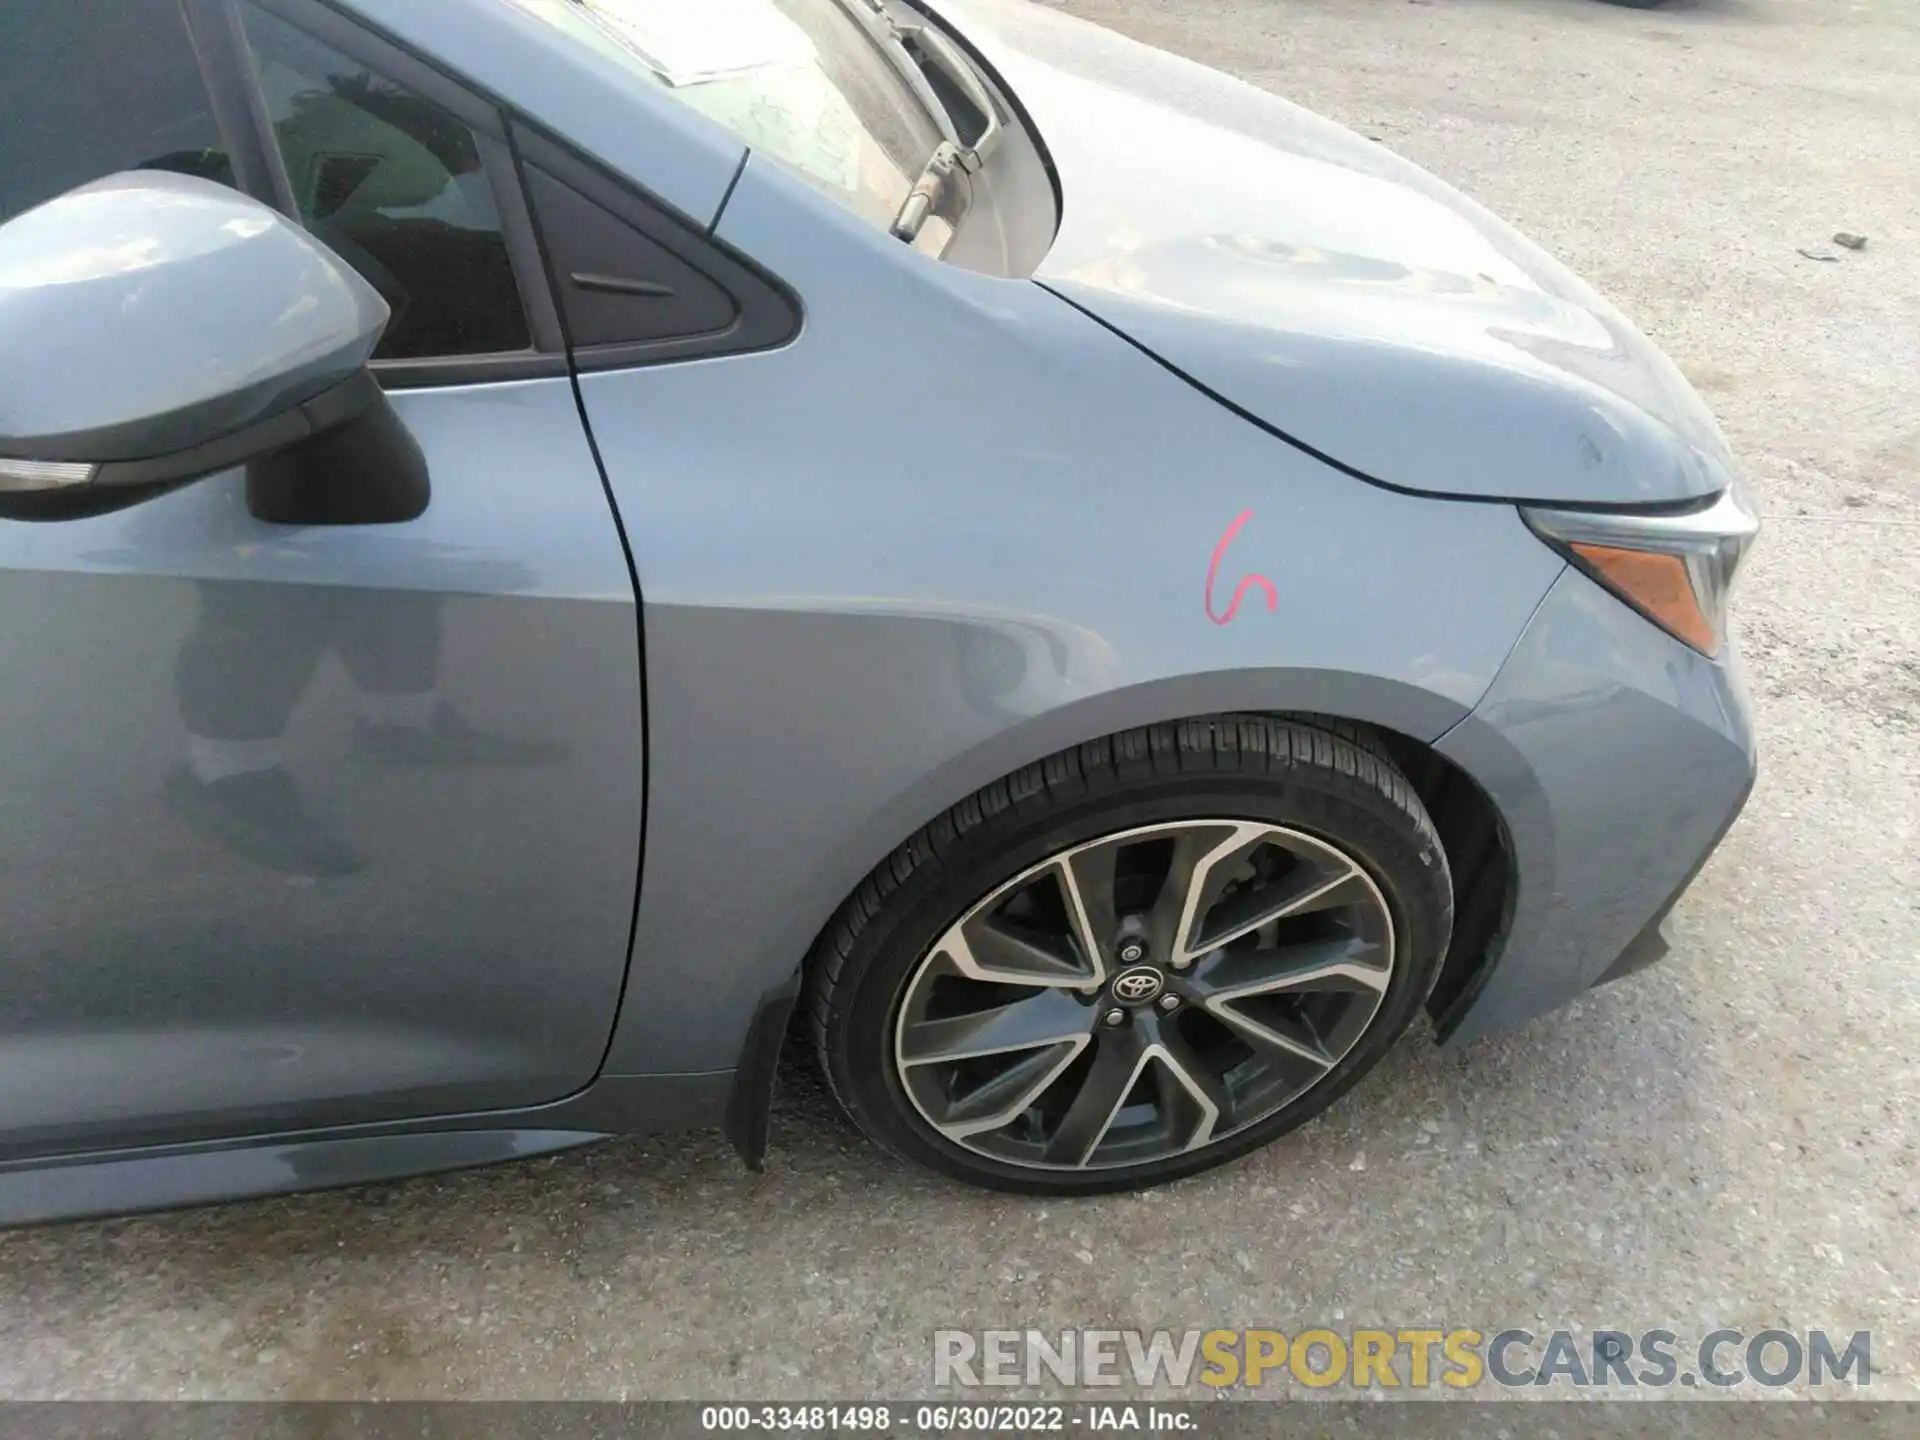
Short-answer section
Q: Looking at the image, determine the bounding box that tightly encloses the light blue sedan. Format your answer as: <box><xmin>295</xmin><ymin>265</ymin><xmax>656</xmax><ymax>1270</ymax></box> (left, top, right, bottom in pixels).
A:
<box><xmin>0</xmin><ymin>0</ymin><xmax>1756</xmax><ymax>1218</ymax></box>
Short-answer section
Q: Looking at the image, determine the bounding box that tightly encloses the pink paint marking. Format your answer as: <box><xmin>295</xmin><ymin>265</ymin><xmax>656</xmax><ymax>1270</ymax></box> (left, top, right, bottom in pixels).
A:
<box><xmin>1204</xmin><ymin>509</ymin><xmax>1278</xmax><ymax>626</ymax></box>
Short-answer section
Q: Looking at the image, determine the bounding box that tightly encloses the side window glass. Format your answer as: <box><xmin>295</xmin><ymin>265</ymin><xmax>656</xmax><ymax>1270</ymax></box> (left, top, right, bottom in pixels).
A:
<box><xmin>240</xmin><ymin>5</ymin><xmax>531</xmax><ymax>360</ymax></box>
<box><xmin>1</xmin><ymin>2</ymin><xmax>233</xmax><ymax>224</ymax></box>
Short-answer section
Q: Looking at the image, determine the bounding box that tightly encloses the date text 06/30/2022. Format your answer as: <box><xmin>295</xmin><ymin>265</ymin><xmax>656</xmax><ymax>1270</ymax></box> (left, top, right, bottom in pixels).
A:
<box><xmin>700</xmin><ymin>1405</ymin><xmax>1192</xmax><ymax>1432</ymax></box>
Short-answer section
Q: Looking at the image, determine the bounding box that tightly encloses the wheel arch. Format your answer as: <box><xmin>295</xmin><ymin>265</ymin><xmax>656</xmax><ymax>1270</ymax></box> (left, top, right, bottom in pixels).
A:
<box><xmin>718</xmin><ymin>673</ymin><xmax>1517</xmax><ymax>1168</ymax></box>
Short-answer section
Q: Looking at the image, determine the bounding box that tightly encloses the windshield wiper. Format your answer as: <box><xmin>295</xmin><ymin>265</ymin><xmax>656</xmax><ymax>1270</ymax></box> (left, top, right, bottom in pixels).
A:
<box><xmin>837</xmin><ymin>0</ymin><xmax>1003</xmax><ymax>244</ymax></box>
<box><xmin>884</xmin><ymin>30</ymin><xmax>1003</xmax><ymax>243</ymax></box>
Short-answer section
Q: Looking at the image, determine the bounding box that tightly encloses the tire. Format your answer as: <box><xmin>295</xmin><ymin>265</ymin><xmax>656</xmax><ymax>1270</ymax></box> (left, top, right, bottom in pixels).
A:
<box><xmin>807</xmin><ymin>716</ymin><xmax>1454</xmax><ymax>1194</ymax></box>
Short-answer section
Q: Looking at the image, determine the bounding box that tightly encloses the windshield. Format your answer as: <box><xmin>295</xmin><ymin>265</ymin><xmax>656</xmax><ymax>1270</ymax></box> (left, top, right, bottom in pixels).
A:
<box><xmin>512</xmin><ymin>0</ymin><xmax>950</xmax><ymax>234</ymax></box>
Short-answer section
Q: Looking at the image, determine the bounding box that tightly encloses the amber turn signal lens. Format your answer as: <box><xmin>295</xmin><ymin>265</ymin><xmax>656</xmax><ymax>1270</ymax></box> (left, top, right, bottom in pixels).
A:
<box><xmin>1570</xmin><ymin>543</ymin><xmax>1718</xmax><ymax>653</ymax></box>
<box><xmin>1523</xmin><ymin>485</ymin><xmax>1758</xmax><ymax>657</ymax></box>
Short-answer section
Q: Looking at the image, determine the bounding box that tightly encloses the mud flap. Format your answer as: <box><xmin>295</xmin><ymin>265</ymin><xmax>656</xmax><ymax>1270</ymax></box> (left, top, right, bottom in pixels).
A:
<box><xmin>724</xmin><ymin>969</ymin><xmax>801</xmax><ymax>1172</ymax></box>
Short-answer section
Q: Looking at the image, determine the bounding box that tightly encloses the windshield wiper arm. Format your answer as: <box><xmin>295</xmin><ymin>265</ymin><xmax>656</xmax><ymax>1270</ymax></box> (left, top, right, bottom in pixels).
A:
<box><xmin>835</xmin><ymin>0</ymin><xmax>1004</xmax><ymax>243</ymax></box>
<box><xmin>835</xmin><ymin>0</ymin><xmax>964</xmax><ymax>148</ymax></box>
<box><xmin>896</xmin><ymin>18</ymin><xmax>1002</xmax><ymax>164</ymax></box>
<box><xmin>873</xmin><ymin>17</ymin><xmax>1002</xmax><ymax>244</ymax></box>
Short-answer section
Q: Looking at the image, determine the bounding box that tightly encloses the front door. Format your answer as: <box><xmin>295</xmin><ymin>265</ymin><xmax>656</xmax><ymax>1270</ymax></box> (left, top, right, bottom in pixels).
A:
<box><xmin>0</xmin><ymin>0</ymin><xmax>643</xmax><ymax>1156</ymax></box>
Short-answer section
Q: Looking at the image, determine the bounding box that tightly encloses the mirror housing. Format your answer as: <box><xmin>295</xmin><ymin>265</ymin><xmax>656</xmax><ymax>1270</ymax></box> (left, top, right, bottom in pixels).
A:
<box><xmin>0</xmin><ymin>171</ymin><xmax>428</xmax><ymax>523</ymax></box>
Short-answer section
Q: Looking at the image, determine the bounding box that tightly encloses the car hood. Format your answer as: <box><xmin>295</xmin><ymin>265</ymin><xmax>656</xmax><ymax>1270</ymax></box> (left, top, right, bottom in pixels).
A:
<box><xmin>932</xmin><ymin>0</ymin><xmax>1734</xmax><ymax>505</ymax></box>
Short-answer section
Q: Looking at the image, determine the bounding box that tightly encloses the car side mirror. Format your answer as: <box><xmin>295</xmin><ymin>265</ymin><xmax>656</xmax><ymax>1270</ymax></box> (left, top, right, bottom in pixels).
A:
<box><xmin>0</xmin><ymin>171</ymin><xmax>428</xmax><ymax>524</ymax></box>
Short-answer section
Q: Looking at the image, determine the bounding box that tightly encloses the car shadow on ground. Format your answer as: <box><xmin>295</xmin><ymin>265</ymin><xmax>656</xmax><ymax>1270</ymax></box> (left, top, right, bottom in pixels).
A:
<box><xmin>0</xmin><ymin>962</ymin><xmax>1717</xmax><ymax>1254</ymax></box>
<box><xmin>0</xmin><ymin>944</ymin><xmax>1741</xmax><ymax>1399</ymax></box>
<box><xmin>1510</xmin><ymin>0</ymin><xmax>1769</xmax><ymax>20</ymax></box>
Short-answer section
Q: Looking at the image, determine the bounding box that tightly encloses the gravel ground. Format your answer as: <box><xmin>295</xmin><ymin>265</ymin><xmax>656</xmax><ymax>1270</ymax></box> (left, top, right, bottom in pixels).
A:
<box><xmin>2</xmin><ymin>0</ymin><xmax>1915</xmax><ymax>1404</ymax></box>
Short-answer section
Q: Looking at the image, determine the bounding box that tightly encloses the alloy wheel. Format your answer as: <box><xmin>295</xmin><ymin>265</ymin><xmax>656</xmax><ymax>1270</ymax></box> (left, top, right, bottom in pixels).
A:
<box><xmin>892</xmin><ymin>819</ymin><xmax>1396</xmax><ymax>1172</ymax></box>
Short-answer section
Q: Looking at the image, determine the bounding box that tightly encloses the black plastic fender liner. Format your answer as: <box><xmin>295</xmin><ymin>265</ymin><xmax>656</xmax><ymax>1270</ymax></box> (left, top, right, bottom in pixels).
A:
<box><xmin>725</xmin><ymin>968</ymin><xmax>802</xmax><ymax>1172</ymax></box>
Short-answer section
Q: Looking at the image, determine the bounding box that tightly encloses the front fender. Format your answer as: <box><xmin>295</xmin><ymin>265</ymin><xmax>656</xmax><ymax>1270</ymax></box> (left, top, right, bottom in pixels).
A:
<box><xmin>587</xmin><ymin>156</ymin><xmax>1564</xmax><ymax>1078</ymax></box>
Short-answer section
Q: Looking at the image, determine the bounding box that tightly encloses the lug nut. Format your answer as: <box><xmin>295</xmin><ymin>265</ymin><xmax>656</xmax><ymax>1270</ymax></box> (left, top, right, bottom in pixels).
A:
<box><xmin>1158</xmin><ymin>994</ymin><xmax>1180</xmax><ymax>1012</ymax></box>
<box><xmin>1103</xmin><ymin>1009</ymin><xmax>1127</xmax><ymax>1027</ymax></box>
<box><xmin>1117</xmin><ymin>939</ymin><xmax>1147</xmax><ymax>965</ymax></box>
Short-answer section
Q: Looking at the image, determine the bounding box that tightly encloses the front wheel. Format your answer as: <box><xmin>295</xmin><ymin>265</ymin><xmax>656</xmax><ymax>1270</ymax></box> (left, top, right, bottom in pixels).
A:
<box><xmin>807</xmin><ymin>717</ymin><xmax>1454</xmax><ymax>1194</ymax></box>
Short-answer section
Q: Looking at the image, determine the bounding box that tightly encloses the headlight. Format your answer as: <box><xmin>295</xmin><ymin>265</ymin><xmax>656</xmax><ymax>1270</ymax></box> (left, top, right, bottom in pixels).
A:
<box><xmin>1521</xmin><ymin>483</ymin><xmax>1760</xmax><ymax>655</ymax></box>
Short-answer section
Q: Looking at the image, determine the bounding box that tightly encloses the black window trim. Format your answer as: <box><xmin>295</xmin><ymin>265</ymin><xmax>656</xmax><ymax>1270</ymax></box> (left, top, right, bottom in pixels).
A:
<box><xmin>214</xmin><ymin>0</ymin><xmax>568</xmax><ymax>387</ymax></box>
<box><xmin>509</xmin><ymin>120</ymin><xmax>801</xmax><ymax>375</ymax></box>
<box><xmin>190</xmin><ymin>0</ymin><xmax>800</xmax><ymax>387</ymax></box>
<box><xmin>180</xmin><ymin>0</ymin><xmax>283</xmax><ymax>201</ymax></box>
